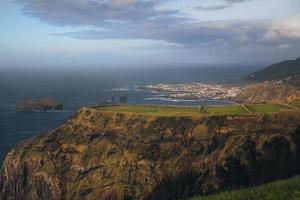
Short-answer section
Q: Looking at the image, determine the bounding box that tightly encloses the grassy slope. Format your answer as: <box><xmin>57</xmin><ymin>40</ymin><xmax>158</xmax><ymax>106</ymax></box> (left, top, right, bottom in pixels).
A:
<box><xmin>202</xmin><ymin>105</ymin><xmax>247</xmax><ymax>115</ymax></box>
<box><xmin>190</xmin><ymin>176</ymin><xmax>300</xmax><ymax>200</ymax></box>
<box><xmin>289</xmin><ymin>100</ymin><xmax>300</xmax><ymax>109</ymax></box>
<box><xmin>245</xmin><ymin>103</ymin><xmax>289</xmax><ymax>113</ymax></box>
<box><xmin>96</xmin><ymin>103</ymin><xmax>294</xmax><ymax>116</ymax></box>
<box><xmin>243</xmin><ymin>57</ymin><xmax>300</xmax><ymax>82</ymax></box>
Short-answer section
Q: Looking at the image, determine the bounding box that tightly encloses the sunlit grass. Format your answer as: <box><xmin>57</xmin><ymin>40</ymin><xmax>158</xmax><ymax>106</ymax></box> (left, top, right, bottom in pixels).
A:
<box><xmin>96</xmin><ymin>102</ymin><xmax>293</xmax><ymax>116</ymax></box>
<box><xmin>202</xmin><ymin>105</ymin><xmax>247</xmax><ymax>115</ymax></box>
<box><xmin>96</xmin><ymin>105</ymin><xmax>203</xmax><ymax>116</ymax></box>
<box><xmin>190</xmin><ymin>176</ymin><xmax>300</xmax><ymax>200</ymax></box>
<box><xmin>245</xmin><ymin>103</ymin><xmax>288</xmax><ymax>113</ymax></box>
<box><xmin>288</xmin><ymin>100</ymin><xmax>300</xmax><ymax>109</ymax></box>
<box><xmin>96</xmin><ymin>104</ymin><xmax>247</xmax><ymax>116</ymax></box>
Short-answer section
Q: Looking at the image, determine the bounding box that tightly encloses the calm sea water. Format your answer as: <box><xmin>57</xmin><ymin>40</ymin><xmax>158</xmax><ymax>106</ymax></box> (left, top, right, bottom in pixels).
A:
<box><xmin>0</xmin><ymin>66</ymin><xmax>259</xmax><ymax>163</ymax></box>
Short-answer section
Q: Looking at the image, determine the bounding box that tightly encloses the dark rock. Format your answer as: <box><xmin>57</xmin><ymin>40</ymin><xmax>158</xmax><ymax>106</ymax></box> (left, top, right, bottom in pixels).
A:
<box><xmin>15</xmin><ymin>98</ymin><xmax>63</xmax><ymax>112</ymax></box>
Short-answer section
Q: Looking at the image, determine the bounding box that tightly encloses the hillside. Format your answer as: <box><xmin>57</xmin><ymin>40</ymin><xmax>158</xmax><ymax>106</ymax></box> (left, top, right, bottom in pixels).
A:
<box><xmin>236</xmin><ymin>80</ymin><xmax>300</xmax><ymax>103</ymax></box>
<box><xmin>191</xmin><ymin>176</ymin><xmax>300</xmax><ymax>200</ymax></box>
<box><xmin>1</xmin><ymin>105</ymin><xmax>300</xmax><ymax>200</ymax></box>
<box><xmin>238</xmin><ymin>57</ymin><xmax>300</xmax><ymax>103</ymax></box>
<box><xmin>243</xmin><ymin>57</ymin><xmax>300</xmax><ymax>82</ymax></box>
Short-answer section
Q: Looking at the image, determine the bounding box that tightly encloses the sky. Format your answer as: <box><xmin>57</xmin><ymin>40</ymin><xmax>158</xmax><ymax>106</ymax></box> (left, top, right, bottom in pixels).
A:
<box><xmin>0</xmin><ymin>0</ymin><xmax>300</xmax><ymax>68</ymax></box>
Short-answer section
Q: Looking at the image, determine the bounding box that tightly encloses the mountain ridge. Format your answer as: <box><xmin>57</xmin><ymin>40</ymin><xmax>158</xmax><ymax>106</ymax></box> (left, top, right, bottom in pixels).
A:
<box><xmin>237</xmin><ymin>57</ymin><xmax>300</xmax><ymax>103</ymax></box>
<box><xmin>243</xmin><ymin>57</ymin><xmax>300</xmax><ymax>82</ymax></box>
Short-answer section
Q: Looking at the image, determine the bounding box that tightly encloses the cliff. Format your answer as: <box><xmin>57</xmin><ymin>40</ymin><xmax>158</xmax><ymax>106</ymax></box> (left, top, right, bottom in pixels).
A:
<box><xmin>15</xmin><ymin>98</ymin><xmax>63</xmax><ymax>112</ymax></box>
<box><xmin>1</xmin><ymin>107</ymin><xmax>300</xmax><ymax>200</ymax></box>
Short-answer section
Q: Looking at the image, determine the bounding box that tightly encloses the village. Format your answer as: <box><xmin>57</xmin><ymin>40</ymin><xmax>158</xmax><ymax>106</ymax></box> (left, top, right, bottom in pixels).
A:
<box><xmin>139</xmin><ymin>83</ymin><xmax>242</xmax><ymax>100</ymax></box>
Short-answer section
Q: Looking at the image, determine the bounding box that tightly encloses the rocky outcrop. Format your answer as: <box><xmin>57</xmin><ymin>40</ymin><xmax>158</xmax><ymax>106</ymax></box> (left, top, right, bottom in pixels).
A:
<box><xmin>1</xmin><ymin>107</ymin><xmax>300</xmax><ymax>200</ymax></box>
<box><xmin>15</xmin><ymin>98</ymin><xmax>63</xmax><ymax>112</ymax></box>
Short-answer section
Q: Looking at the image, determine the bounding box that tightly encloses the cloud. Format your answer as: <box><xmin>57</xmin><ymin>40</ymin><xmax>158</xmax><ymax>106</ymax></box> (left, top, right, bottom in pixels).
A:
<box><xmin>109</xmin><ymin>0</ymin><xmax>138</xmax><ymax>8</ymax></box>
<box><xmin>223</xmin><ymin>0</ymin><xmax>253</xmax><ymax>4</ymax></box>
<box><xmin>53</xmin><ymin>19</ymin><xmax>264</xmax><ymax>48</ymax></box>
<box><xmin>261</xmin><ymin>30</ymin><xmax>281</xmax><ymax>42</ymax></box>
<box><xmin>194</xmin><ymin>0</ymin><xmax>252</xmax><ymax>11</ymax></box>
<box><xmin>259</xmin><ymin>15</ymin><xmax>300</xmax><ymax>46</ymax></box>
<box><xmin>17</xmin><ymin>0</ymin><xmax>178</xmax><ymax>26</ymax></box>
<box><xmin>223</xmin><ymin>0</ymin><xmax>252</xmax><ymax>3</ymax></box>
<box><xmin>269</xmin><ymin>15</ymin><xmax>300</xmax><ymax>39</ymax></box>
<box><xmin>195</xmin><ymin>4</ymin><xmax>232</xmax><ymax>11</ymax></box>
<box><xmin>16</xmin><ymin>0</ymin><xmax>300</xmax><ymax>58</ymax></box>
<box><xmin>277</xmin><ymin>44</ymin><xmax>293</xmax><ymax>49</ymax></box>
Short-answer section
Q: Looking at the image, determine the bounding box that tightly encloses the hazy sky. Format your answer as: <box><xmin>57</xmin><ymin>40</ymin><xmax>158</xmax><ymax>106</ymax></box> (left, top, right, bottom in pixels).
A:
<box><xmin>1</xmin><ymin>0</ymin><xmax>300</xmax><ymax>67</ymax></box>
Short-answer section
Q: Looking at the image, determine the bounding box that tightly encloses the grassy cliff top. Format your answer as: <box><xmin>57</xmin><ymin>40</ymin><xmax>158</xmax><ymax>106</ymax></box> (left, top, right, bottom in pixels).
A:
<box><xmin>94</xmin><ymin>102</ymin><xmax>299</xmax><ymax>117</ymax></box>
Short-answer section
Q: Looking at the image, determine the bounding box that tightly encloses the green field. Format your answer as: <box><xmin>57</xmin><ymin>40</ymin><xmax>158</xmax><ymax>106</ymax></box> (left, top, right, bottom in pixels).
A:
<box><xmin>95</xmin><ymin>103</ymin><xmax>293</xmax><ymax>116</ymax></box>
<box><xmin>202</xmin><ymin>105</ymin><xmax>247</xmax><ymax>115</ymax></box>
<box><xmin>96</xmin><ymin>105</ymin><xmax>205</xmax><ymax>116</ymax></box>
<box><xmin>190</xmin><ymin>176</ymin><xmax>300</xmax><ymax>200</ymax></box>
<box><xmin>289</xmin><ymin>100</ymin><xmax>300</xmax><ymax>109</ymax></box>
<box><xmin>245</xmin><ymin>103</ymin><xmax>289</xmax><ymax>113</ymax></box>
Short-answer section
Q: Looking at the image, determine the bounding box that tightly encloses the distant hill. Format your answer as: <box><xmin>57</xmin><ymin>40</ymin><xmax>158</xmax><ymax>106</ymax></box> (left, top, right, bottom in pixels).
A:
<box><xmin>238</xmin><ymin>57</ymin><xmax>300</xmax><ymax>103</ymax></box>
<box><xmin>243</xmin><ymin>57</ymin><xmax>300</xmax><ymax>82</ymax></box>
<box><xmin>236</xmin><ymin>80</ymin><xmax>300</xmax><ymax>103</ymax></box>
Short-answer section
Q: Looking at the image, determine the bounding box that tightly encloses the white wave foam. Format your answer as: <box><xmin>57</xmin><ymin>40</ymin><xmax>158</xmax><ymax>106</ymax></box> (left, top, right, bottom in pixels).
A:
<box><xmin>108</xmin><ymin>86</ymin><xmax>142</xmax><ymax>92</ymax></box>
<box><xmin>110</xmin><ymin>87</ymin><xmax>130</xmax><ymax>91</ymax></box>
<box><xmin>144</xmin><ymin>97</ymin><xmax>199</xmax><ymax>102</ymax></box>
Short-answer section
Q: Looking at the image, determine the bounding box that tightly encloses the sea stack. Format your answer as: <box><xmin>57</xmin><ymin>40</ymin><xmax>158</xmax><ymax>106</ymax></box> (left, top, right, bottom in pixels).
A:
<box><xmin>15</xmin><ymin>98</ymin><xmax>63</xmax><ymax>112</ymax></box>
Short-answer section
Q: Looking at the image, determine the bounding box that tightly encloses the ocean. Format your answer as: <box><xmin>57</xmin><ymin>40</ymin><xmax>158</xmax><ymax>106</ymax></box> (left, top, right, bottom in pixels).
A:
<box><xmin>0</xmin><ymin>65</ymin><xmax>260</xmax><ymax>163</ymax></box>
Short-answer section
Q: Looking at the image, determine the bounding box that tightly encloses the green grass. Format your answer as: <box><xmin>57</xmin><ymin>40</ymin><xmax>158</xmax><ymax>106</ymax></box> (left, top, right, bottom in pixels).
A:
<box><xmin>96</xmin><ymin>105</ymin><xmax>204</xmax><ymax>116</ymax></box>
<box><xmin>190</xmin><ymin>176</ymin><xmax>300</xmax><ymax>200</ymax></box>
<box><xmin>95</xmin><ymin>103</ymin><xmax>294</xmax><ymax>117</ymax></box>
<box><xmin>96</xmin><ymin>104</ymin><xmax>251</xmax><ymax>116</ymax></box>
<box><xmin>202</xmin><ymin>105</ymin><xmax>247</xmax><ymax>115</ymax></box>
<box><xmin>245</xmin><ymin>103</ymin><xmax>288</xmax><ymax>113</ymax></box>
<box><xmin>288</xmin><ymin>100</ymin><xmax>300</xmax><ymax>109</ymax></box>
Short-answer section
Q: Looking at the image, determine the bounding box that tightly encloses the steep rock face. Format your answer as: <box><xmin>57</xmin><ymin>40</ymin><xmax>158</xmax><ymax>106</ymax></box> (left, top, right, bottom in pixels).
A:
<box><xmin>1</xmin><ymin>108</ymin><xmax>300</xmax><ymax>200</ymax></box>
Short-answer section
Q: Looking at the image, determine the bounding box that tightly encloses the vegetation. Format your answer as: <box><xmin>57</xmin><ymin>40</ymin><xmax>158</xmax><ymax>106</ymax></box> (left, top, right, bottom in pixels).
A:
<box><xmin>236</xmin><ymin>81</ymin><xmax>300</xmax><ymax>103</ymax></box>
<box><xmin>96</xmin><ymin>104</ymin><xmax>202</xmax><ymax>116</ymax></box>
<box><xmin>3</xmin><ymin>106</ymin><xmax>300</xmax><ymax>200</ymax></box>
<box><xmin>96</xmin><ymin>103</ymin><xmax>293</xmax><ymax>116</ymax></box>
<box><xmin>190</xmin><ymin>176</ymin><xmax>300</xmax><ymax>200</ymax></box>
<box><xmin>243</xmin><ymin>57</ymin><xmax>300</xmax><ymax>82</ymax></box>
<box><xmin>289</xmin><ymin>100</ymin><xmax>300</xmax><ymax>109</ymax></box>
<box><xmin>245</xmin><ymin>103</ymin><xmax>289</xmax><ymax>113</ymax></box>
<box><xmin>202</xmin><ymin>105</ymin><xmax>247</xmax><ymax>115</ymax></box>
